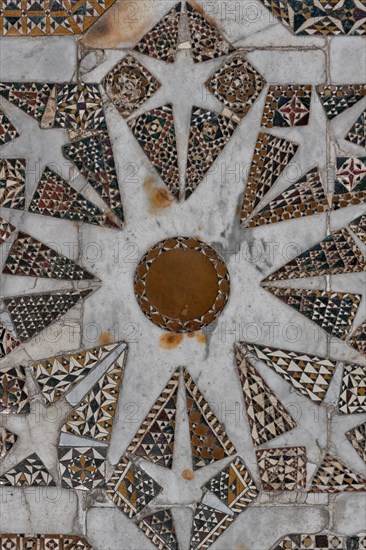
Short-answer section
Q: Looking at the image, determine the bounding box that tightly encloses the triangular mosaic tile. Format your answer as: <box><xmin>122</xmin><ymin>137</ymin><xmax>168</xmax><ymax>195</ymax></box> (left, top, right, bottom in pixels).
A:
<box><xmin>58</xmin><ymin>446</ymin><xmax>106</xmax><ymax>491</ymax></box>
<box><xmin>0</xmin><ymin>158</ymin><xmax>26</xmax><ymax>210</ymax></box>
<box><xmin>316</xmin><ymin>85</ymin><xmax>366</xmax><ymax>119</ymax></box>
<box><xmin>256</xmin><ymin>447</ymin><xmax>307</xmax><ymax>491</ymax></box>
<box><xmin>0</xmin><ymin>534</ymin><xmax>93</xmax><ymax>548</ymax></box>
<box><xmin>244</xmin><ymin>342</ymin><xmax>336</xmax><ymax>403</ymax></box>
<box><xmin>137</xmin><ymin>509</ymin><xmax>179</xmax><ymax>550</ymax></box>
<box><xmin>0</xmin><ymin>216</ymin><xmax>15</xmax><ymax>244</ymax></box>
<box><xmin>262</xmin><ymin>85</ymin><xmax>312</xmax><ymax>127</ymax></box>
<box><xmin>61</xmin><ymin>347</ymin><xmax>126</xmax><ymax>443</ymax></box>
<box><xmin>128</xmin><ymin>104</ymin><xmax>180</xmax><ymax>200</ymax></box>
<box><xmin>4</xmin><ymin>288</ymin><xmax>93</xmax><ymax>342</ymax></box>
<box><xmin>184</xmin><ymin>369</ymin><xmax>236</xmax><ymax>469</ymax></box>
<box><xmin>190</xmin><ymin>502</ymin><xmax>234</xmax><ymax>550</ymax></box>
<box><xmin>185</xmin><ymin>107</ymin><xmax>238</xmax><ymax>199</ymax></box>
<box><xmin>0</xmin><ymin>108</ymin><xmax>19</xmax><ymax>144</ymax></box>
<box><xmin>339</xmin><ymin>363</ymin><xmax>366</xmax><ymax>414</ymax></box>
<box><xmin>246</xmin><ymin>167</ymin><xmax>329</xmax><ymax>227</ymax></box>
<box><xmin>102</xmin><ymin>53</ymin><xmax>161</xmax><ymax>118</ymax></box>
<box><xmin>235</xmin><ymin>347</ymin><xmax>297</xmax><ymax>446</ymax></box>
<box><xmin>0</xmin><ymin>365</ymin><xmax>29</xmax><ymax>413</ymax></box>
<box><xmin>54</xmin><ymin>83</ymin><xmax>106</xmax><ymax>130</ymax></box>
<box><xmin>186</xmin><ymin>2</ymin><xmax>235</xmax><ymax>63</ymax></box>
<box><xmin>63</xmin><ymin>132</ymin><xmax>124</xmax><ymax>224</ymax></box>
<box><xmin>0</xmin><ymin>427</ymin><xmax>17</xmax><ymax>460</ymax></box>
<box><xmin>205</xmin><ymin>53</ymin><xmax>266</xmax><ymax>120</ymax></box>
<box><xmin>32</xmin><ymin>342</ymin><xmax>120</xmax><ymax>405</ymax></box>
<box><xmin>0</xmin><ymin>321</ymin><xmax>21</xmax><ymax>358</ymax></box>
<box><xmin>346</xmin><ymin>422</ymin><xmax>366</xmax><ymax>462</ymax></box>
<box><xmin>265</xmin><ymin>228</ymin><xmax>366</xmax><ymax>281</ymax></box>
<box><xmin>29</xmin><ymin>166</ymin><xmax>119</xmax><ymax>228</ymax></box>
<box><xmin>240</xmin><ymin>132</ymin><xmax>299</xmax><ymax>222</ymax></box>
<box><xmin>202</xmin><ymin>456</ymin><xmax>259</xmax><ymax>513</ymax></box>
<box><xmin>134</xmin><ymin>3</ymin><xmax>181</xmax><ymax>62</ymax></box>
<box><xmin>0</xmin><ymin>452</ymin><xmax>55</xmax><ymax>486</ymax></box>
<box><xmin>265</xmin><ymin>287</ymin><xmax>361</xmax><ymax>340</ymax></box>
<box><xmin>0</xmin><ymin>82</ymin><xmax>53</xmax><ymax>121</ymax></box>
<box><xmin>310</xmin><ymin>453</ymin><xmax>366</xmax><ymax>493</ymax></box>
<box><xmin>3</xmin><ymin>231</ymin><xmax>95</xmax><ymax>279</ymax></box>
<box><xmin>349</xmin><ymin>213</ymin><xmax>366</xmax><ymax>245</ymax></box>
<box><xmin>347</xmin><ymin>320</ymin><xmax>366</xmax><ymax>355</ymax></box>
<box><xmin>127</xmin><ymin>370</ymin><xmax>179</xmax><ymax>469</ymax></box>
<box><xmin>333</xmin><ymin>157</ymin><xmax>366</xmax><ymax>209</ymax></box>
<box><xmin>346</xmin><ymin>110</ymin><xmax>366</xmax><ymax>147</ymax></box>
<box><xmin>106</xmin><ymin>455</ymin><xmax>162</xmax><ymax>518</ymax></box>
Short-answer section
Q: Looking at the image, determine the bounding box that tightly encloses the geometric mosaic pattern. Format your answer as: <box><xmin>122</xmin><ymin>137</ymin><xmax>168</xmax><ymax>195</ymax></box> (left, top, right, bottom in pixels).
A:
<box><xmin>260</xmin><ymin>1</ymin><xmax>366</xmax><ymax>35</ymax></box>
<box><xmin>63</xmin><ymin>132</ymin><xmax>124</xmax><ymax>224</ymax></box>
<box><xmin>2</xmin><ymin>231</ymin><xmax>95</xmax><ymax>279</ymax></box>
<box><xmin>271</xmin><ymin>533</ymin><xmax>363</xmax><ymax>550</ymax></box>
<box><xmin>266</xmin><ymin>287</ymin><xmax>361</xmax><ymax>340</ymax></box>
<box><xmin>316</xmin><ymin>85</ymin><xmax>366</xmax><ymax>119</ymax></box>
<box><xmin>186</xmin><ymin>2</ymin><xmax>234</xmax><ymax>63</ymax></box>
<box><xmin>244</xmin><ymin>342</ymin><xmax>337</xmax><ymax>403</ymax></box>
<box><xmin>339</xmin><ymin>363</ymin><xmax>366</xmax><ymax>414</ymax></box>
<box><xmin>0</xmin><ymin>535</ymin><xmax>92</xmax><ymax>549</ymax></box>
<box><xmin>190</xmin><ymin>502</ymin><xmax>235</xmax><ymax>550</ymax></box>
<box><xmin>346</xmin><ymin>110</ymin><xmax>366</xmax><ymax>148</ymax></box>
<box><xmin>0</xmin><ymin>427</ymin><xmax>17</xmax><ymax>460</ymax></box>
<box><xmin>0</xmin><ymin>216</ymin><xmax>15</xmax><ymax>244</ymax></box>
<box><xmin>31</xmin><ymin>343</ymin><xmax>120</xmax><ymax>405</ymax></box>
<box><xmin>349</xmin><ymin>213</ymin><xmax>366</xmax><ymax>244</ymax></box>
<box><xmin>0</xmin><ymin>0</ymin><xmax>117</xmax><ymax>36</ymax></box>
<box><xmin>127</xmin><ymin>370</ymin><xmax>179</xmax><ymax>469</ymax></box>
<box><xmin>4</xmin><ymin>288</ymin><xmax>93</xmax><ymax>342</ymax></box>
<box><xmin>134</xmin><ymin>4</ymin><xmax>181</xmax><ymax>63</ymax></box>
<box><xmin>256</xmin><ymin>447</ymin><xmax>307</xmax><ymax>491</ymax></box>
<box><xmin>128</xmin><ymin>104</ymin><xmax>180</xmax><ymax>200</ymax></box>
<box><xmin>348</xmin><ymin>320</ymin><xmax>366</xmax><ymax>355</ymax></box>
<box><xmin>240</xmin><ymin>133</ymin><xmax>299</xmax><ymax>222</ymax></box>
<box><xmin>137</xmin><ymin>509</ymin><xmax>178</xmax><ymax>550</ymax></box>
<box><xmin>235</xmin><ymin>348</ymin><xmax>297</xmax><ymax>446</ymax></box>
<box><xmin>335</xmin><ymin>156</ymin><xmax>366</xmax><ymax>192</ymax></box>
<box><xmin>0</xmin><ymin>321</ymin><xmax>21</xmax><ymax>358</ymax></box>
<box><xmin>0</xmin><ymin>365</ymin><xmax>29</xmax><ymax>414</ymax></box>
<box><xmin>0</xmin><ymin>82</ymin><xmax>52</xmax><ymax>122</ymax></box>
<box><xmin>29</xmin><ymin>167</ymin><xmax>119</xmax><ymax>228</ymax></box>
<box><xmin>0</xmin><ymin>158</ymin><xmax>26</xmax><ymax>210</ymax></box>
<box><xmin>102</xmin><ymin>54</ymin><xmax>161</xmax><ymax>118</ymax></box>
<box><xmin>106</xmin><ymin>455</ymin><xmax>162</xmax><ymax>519</ymax></box>
<box><xmin>264</xmin><ymin>228</ymin><xmax>366</xmax><ymax>281</ymax></box>
<box><xmin>0</xmin><ymin>108</ymin><xmax>19</xmax><ymax>144</ymax></box>
<box><xmin>309</xmin><ymin>453</ymin><xmax>366</xmax><ymax>493</ymax></box>
<box><xmin>205</xmin><ymin>54</ymin><xmax>266</xmax><ymax>120</ymax></box>
<box><xmin>185</xmin><ymin>369</ymin><xmax>236</xmax><ymax>469</ymax></box>
<box><xmin>54</xmin><ymin>83</ymin><xmax>106</xmax><ymax>130</ymax></box>
<box><xmin>346</xmin><ymin>422</ymin><xmax>366</xmax><ymax>462</ymax></box>
<box><xmin>202</xmin><ymin>456</ymin><xmax>259</xmax><ymax>512</ymax></box>
<box><xmin>60</xmin><ymin>347</ymin><xmax>126</xmax><ymax>443</ymax></box>
<box><xmin>246</xmin><ymin>167</ymin><xmax>329</xmax><ymax>227</ymax></box>
<box><xmin>58</xmin><ymin>446</ymin><xmax>106</xmax><ymax>491</ymax></box>
<box><xmin>262</xmin><ymin>85</ymin><xmax>312</xmax><ymax>127</ymax></box>
<box><xmin>185</xmin><ymin>107</ymin><xmax>238</xmax><ymax>199</ymax></box>
<box><xmin>0</xmin><ymin>452</ymin><xmax>55</xmax><ymax>486</ymax></box>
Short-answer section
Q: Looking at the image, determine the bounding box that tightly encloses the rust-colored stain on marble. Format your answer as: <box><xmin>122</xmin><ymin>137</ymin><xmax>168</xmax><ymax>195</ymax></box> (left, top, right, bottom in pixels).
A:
<box><xmin>99</xmin><ymin>331</ymin><xmax>114</xmax><ymax>345</ymax></box>
<box><xmin>81</xmin><ymin>0</ymin><xmax>154</xmax><ymax>49</ymax></box>
<box><xmin>159</xmin><ymin>333</ymin><xmax>184</xmax><ymax>349</ymax></box>
<box><xmin>181</xmin><ymin>468</ymin><xmax>195</xmax><ymax>480</ymax></box>
<box><xmin>144</xmin><ymin>176</ymin><xmax>173</xmax><ymax>211</ymax></box>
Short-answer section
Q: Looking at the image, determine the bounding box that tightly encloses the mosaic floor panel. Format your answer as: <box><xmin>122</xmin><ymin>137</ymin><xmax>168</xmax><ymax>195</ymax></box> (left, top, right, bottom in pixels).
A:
<box><xmin>0</xmin><ymin>0</ymin><xmax>365</xmax><ymax>547</ymax></box>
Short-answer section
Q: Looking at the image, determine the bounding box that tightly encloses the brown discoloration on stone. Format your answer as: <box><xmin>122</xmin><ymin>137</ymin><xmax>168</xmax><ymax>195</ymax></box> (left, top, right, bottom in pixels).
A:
<box><xmin>81</xmin><ymin>0</ymin><xmax>154</xmax><ymax>49</ymax></box>
<box><xmin>144</xmin><ymin>176</ymin><xmax>173</xmax><ymax>211</ymax></box>
<box><xmin>159</xmin><ymin>333</ymin><xmax>184</xmax><ymax>349</ymax></box>
<box><xmin>99</xmin><ymin>331</ymin><xmax>114</xmax><ymax>345</ymax></box>
<box><xmin>195</xmin><ymin>330</ymin><xmax>207</xmax><ymax>344</ymax></box>
<box><xmin>182</xmin><ymin>468</ymin><xmax>195</xmax><ymax>480</ymax></box>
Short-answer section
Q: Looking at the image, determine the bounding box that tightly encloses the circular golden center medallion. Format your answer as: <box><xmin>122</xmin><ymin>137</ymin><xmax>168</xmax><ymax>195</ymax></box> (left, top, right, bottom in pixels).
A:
<box><xmin>134</xmin><ymin>237</ymin><xmax>230</xmax><ymax>332</ymax></box>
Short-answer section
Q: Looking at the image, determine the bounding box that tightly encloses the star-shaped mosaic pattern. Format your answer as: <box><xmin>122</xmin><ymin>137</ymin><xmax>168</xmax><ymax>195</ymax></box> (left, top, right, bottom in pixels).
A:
<box><xmin>58</xmin><ymin>446</ymin><xmax>106</xmax><ymax>491</ymax></box>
